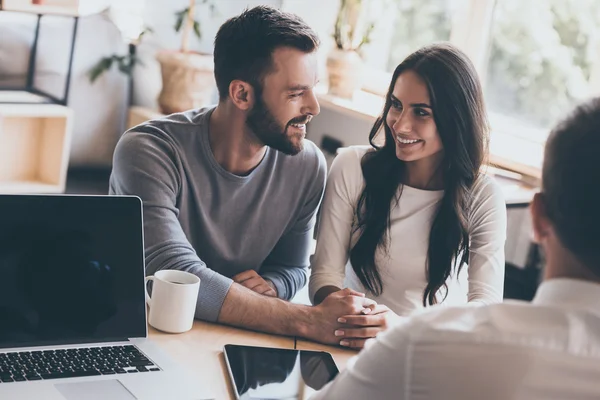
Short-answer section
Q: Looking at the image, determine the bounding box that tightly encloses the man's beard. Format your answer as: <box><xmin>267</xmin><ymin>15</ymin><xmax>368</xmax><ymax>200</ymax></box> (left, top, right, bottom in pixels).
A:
<box><xmin>246</xmin><ymin>95</ymin><xmax>308</xmax><ymax>156</ymax></box>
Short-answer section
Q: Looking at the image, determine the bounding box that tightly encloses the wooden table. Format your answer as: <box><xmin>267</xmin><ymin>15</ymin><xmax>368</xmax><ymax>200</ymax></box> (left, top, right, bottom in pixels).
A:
<box><xmin>148</xmin><ymin>320</ymin><xmax>360</xmax><ymax>399</ymax></box>
<box><xmin>149</xmin><ymin>320</ymin><xmax>295</xmax><ymax>399</ymax></box>
<box><xmin>295</xmin><ymin>339</ymin><xmax>358</xmax><ymax>372</ymax></box>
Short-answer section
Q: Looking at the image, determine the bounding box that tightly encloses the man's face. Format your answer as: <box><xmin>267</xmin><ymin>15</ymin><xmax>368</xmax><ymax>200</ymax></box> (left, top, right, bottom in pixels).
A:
<box><xmin>246</xmin><ymin>47</ymin><xmax>320</xmax><ymax>155</ymax></box>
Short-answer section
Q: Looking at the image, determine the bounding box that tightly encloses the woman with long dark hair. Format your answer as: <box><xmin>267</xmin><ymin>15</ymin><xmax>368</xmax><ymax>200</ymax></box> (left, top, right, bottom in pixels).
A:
<box><xmin>309</xmin><ymin>43</ymin><xmax>507</xmax><ymax>348</ymax></box>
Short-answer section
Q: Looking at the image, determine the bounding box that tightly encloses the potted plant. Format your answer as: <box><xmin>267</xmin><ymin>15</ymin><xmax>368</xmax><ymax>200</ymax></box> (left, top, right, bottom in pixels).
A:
<box><xmin>327</xmin><ymin>0</ymin><xmax>373</xmax><ymax>99</ymax></box>
<box><xmin>88</xmin><ymin>3</ymin><xmax>152</xmax><ymax>108</ymax></box>
<box><xmin>155</xmin><ymin>0</ymin><xmax>217</xmax><ymax>114</ymax></box>
<box><xmin>88</xmin><ymin>24</ymin><xmax>152</xmax><ymax>82</ymax></box>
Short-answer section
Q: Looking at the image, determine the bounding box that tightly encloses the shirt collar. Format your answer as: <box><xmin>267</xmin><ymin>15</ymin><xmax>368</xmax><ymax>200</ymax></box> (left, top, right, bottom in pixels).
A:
<box><xmin>533</xmin><ymin>278</ymin><xmax>600</xmax><ymax>315</ymax></box>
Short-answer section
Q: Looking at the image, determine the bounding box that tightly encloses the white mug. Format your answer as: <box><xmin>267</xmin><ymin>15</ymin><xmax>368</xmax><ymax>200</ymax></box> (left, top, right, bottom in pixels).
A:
<box><xmin>145</xmin><ymin>270</ymin><xmax>200</xmax><ymax>333</ymax></box>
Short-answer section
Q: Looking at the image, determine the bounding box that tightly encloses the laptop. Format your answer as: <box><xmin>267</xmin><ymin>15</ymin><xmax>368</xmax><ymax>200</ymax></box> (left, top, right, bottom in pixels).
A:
<box><xmin>0</xmin><ymin>195</ymin><xmax>212</xmax><ymax>400</ymax></box>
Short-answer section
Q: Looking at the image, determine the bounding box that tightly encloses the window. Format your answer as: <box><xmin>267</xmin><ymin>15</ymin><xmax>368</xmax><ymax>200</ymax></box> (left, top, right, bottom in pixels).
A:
<box><xmin>363</xmin><ymin>0</ymin><xmax>461</xmax><ymax>73</ymax></box>
<box><xmin>355</xmin><ymin>0</ymin><xmax>600</xmax><ymax>177</ymax></box>
<box><xmin>484</xmin><ymin>0</ymin><xmax>600</xmax><ymax>175</ymax></box>
<box><xmin>286</xmin><ymin>0</ymin><xmax>599</xmax><ymax>178</ymax></box>
<box><xmin>485</xmin><ymin>0</ymin><xmax>600</xmax><ymax>135</ymax></box>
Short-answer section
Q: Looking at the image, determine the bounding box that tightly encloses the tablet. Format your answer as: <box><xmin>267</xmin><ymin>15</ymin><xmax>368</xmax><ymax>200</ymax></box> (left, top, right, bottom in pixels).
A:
<box><xmin>223</xmin><ymin>344</ymin><xmax>339</xmax><ymax>400</ymax></box>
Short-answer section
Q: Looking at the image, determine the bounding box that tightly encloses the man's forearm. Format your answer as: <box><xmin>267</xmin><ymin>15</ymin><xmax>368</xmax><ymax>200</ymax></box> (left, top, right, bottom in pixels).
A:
<box><xmin>218</xmin><ymin>282</ymin><xmax>314</xmax><ymax>338</ymax></box>
<box><xmin>260</xmin><ymin>265</ymin><xmax>307</xmax><ymax>301</ymax></box>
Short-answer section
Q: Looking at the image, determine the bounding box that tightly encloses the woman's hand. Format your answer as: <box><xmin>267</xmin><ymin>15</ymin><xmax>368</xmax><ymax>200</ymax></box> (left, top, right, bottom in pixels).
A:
<box><xmin>334</xmin><ymin>304</ymin><xmax>402</xmax><ymax>349</ymax></box>
<box><xmin>308</xmin><ymin>288</ymin><xmax>377</xmax><ymax>345</ymax></box>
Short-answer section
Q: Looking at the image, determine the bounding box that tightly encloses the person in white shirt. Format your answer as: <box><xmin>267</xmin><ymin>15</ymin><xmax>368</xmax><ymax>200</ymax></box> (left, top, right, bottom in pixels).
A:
<box><xmin>311</xmin><ymin>96</ymin><xmax>600</xmax><ymax>400</ymax></box>
<box><xmin>309</xmin><ymin>43</ymin><xmax>507</xmax><ymax>348</ymax></box>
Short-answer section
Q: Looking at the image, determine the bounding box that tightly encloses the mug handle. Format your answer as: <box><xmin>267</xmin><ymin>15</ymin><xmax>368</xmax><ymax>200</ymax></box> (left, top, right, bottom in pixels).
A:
<box><xmin>145</xmin><ymin>276</ymin><xmax>154</xmax><ymax>306</ymax></box>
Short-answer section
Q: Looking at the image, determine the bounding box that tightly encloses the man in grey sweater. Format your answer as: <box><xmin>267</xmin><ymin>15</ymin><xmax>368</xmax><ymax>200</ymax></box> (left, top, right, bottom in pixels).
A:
<box><xmin>109</xmin><ymin>6</ymin><xmax>375</xmax><ymax>345</ymax></box>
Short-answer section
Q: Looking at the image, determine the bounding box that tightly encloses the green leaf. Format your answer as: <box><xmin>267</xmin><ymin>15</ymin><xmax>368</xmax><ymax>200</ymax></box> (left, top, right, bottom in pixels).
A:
<box><xmin>193</xmin><ymin>20</ymin><xmax>201</xmax><ymax>39</ymax></box>
<box><xmin>174</xmin><ymin>9</ymin><xmax>188</xmax><ymax>32</ymax></box>
<box><xmin>139</xmin><ymin>26</ymin><xmax>153</xmax><ymax>40</ymax></box>
<box><xmin>357</xmin><ymin>22</ymin><xmax>375</xmax><ymax>51</ymax></box>
<box><xmin>117</xmin><ymin>56</ymin><xmax>134</xmax><ymax>75</ymax></box>
<box><xmin>88</xmin><ymin>56</ymin><xmax>114</xmax><ymax>83</ymax></box>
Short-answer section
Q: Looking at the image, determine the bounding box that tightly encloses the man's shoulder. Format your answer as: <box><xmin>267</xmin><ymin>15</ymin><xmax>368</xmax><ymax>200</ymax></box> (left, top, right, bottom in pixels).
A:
<box><xmin>276</xmin><ymin>139</ymin><xmax>326</xmax><ymax>175</ymax></box>
<box><xmin>392</xmin><ymin>301</ymin><xmax>542</xmax><ymax>343</ymax></box>
<box><xmin>391</xmin><ymin>299</ymin><xmax>600</xmax><ymax>351</ymax></box>
<box><xmin>116</xmin><ymin>107</ymin><xmax>214</xmax><ymax>160</ymax></box>
<box><xmin>123</xmin><ymin>106</ymin><xmax>213</xmax><ymax>143</ymax></box>
<box><xmin>298</xmin><ymin>139</ymin><xmax>325</xmax><ymax>163</ymax></box>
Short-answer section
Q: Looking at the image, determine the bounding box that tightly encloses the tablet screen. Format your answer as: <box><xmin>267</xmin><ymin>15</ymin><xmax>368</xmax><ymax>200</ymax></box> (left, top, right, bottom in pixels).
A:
<box><xmin>224</xmin><ymin>344</ymin><xmax>339</xmax><ymax>400</ymax></box>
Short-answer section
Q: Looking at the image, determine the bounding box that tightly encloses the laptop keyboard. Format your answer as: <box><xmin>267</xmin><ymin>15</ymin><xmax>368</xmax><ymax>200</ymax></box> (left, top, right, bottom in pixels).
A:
<box><xmin>0</xmin><ymin>345</ymin><xmax>160</xmax><ymax>383</ymax></box>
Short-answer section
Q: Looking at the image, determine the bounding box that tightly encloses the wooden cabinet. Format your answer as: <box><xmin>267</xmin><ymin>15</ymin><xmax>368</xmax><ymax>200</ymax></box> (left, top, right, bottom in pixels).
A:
<box><xmin>0</xmin><ymin>103</ymin><xmax>73</xmax><ymax>193</ymax></box>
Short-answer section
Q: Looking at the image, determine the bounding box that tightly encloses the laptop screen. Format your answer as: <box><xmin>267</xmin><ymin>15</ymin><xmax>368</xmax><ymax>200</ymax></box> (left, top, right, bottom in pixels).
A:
<box><xmin>0</xmin><ymin>195</ymin><xmax>146</xmax><ymax>349</ymax></box>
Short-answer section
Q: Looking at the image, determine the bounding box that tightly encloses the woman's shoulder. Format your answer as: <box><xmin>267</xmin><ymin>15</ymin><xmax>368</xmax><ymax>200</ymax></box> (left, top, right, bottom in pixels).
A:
<box><xmin>328</xmin><ymin>145</ymin><xmax>372</xmax><ymax>195</ymax></box>
<box><xmin>467</xmin><ymin>173</ymin><xmax>507</xmax><ymax>219</ymax></box>
<box><xmin>335</xmin><ymin>145</ymin><xmax>372</xmax><ymax>164</ymax></box>
<box><xmin>330</xmin><ymin>145</ymin><xmax>372</xmax><ymax>175</ymax></box>
<box><xmin>471</xmin><ymin>173</ymin><xmax>505</xmax><ymax>200</ymax></box>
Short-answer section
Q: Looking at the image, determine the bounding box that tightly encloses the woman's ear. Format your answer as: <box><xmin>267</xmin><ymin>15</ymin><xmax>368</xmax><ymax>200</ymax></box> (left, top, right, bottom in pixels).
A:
<box><xmin>228</xmin><ymin>80</ymin><xmax>255</xmax><ymax>111</ymax></box>
<box><xmin>530</xmin><ymin>192</ymin><xmax>551</xmax><ymax>244</ymax></box>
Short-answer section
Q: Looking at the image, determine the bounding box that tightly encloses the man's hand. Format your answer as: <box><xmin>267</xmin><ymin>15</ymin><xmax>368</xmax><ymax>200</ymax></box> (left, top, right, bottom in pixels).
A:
<box><xmin>333</xmin><ymin>304</ymin><xmax>402</xmax><ymax>349</ymax></box>
<box><xmin>232</xmin><ymin>270</ymin><xmax>277</xmax><ymax>297</ymax></box>
<box><xmin>307</xmin><ymin>288</ymin><xmax>377</xmax><ymax>345</ymax></box>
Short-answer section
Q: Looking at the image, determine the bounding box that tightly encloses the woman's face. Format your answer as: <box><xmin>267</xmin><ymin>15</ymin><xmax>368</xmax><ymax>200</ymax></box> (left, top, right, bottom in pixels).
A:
<box><xmin>386</xmin><ymin>70</ymin><xmax>444</xmax><ymax>164</ymax></box>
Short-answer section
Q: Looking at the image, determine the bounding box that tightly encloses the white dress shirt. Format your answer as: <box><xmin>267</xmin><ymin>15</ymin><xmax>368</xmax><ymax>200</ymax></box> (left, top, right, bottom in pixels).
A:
<box><xmin>311</xmin><ymin>278</ymin><xmax>600</xmax><ymax>400</ymax></box>
<box><xmin>309</xmin><ymin>146</ymin><xmax>507</xmax><ymax>314</ymax></box>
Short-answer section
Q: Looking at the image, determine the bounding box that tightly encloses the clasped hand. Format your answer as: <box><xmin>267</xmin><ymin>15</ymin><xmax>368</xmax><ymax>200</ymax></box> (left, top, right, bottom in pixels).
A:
<box><xmin>322</xmin><ymin>289</ymin><xmax>401</xmax><ymax>349</ymax></box>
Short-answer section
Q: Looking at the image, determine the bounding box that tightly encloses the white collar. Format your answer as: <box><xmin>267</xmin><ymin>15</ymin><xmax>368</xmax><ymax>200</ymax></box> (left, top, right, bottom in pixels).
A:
<box><xmin>533</xmin><ymin>278</ymin><xmax>600</xmax><ymax>315</ymax></box>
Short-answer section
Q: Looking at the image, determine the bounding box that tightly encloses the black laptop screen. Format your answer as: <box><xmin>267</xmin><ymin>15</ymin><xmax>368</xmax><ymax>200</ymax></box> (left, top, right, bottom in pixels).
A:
<box><xmin>0</xmin><ymin>195</ymin><xmax>147</xmax><ymax>349</ymax></box>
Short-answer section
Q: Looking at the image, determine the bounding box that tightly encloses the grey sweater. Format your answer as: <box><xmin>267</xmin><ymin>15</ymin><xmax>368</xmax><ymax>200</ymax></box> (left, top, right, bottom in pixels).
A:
<box><xmin>109</xmin><ymin>107</ymin><xmax>326</xmax><ymax>322</ymax></box>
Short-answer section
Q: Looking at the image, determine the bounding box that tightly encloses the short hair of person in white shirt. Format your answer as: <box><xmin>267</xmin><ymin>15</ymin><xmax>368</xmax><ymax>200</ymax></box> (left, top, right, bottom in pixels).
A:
<box><xmin>531</xmin><ymin>96</ymin><xmax>600</xmax><ymax>280</ymax></box>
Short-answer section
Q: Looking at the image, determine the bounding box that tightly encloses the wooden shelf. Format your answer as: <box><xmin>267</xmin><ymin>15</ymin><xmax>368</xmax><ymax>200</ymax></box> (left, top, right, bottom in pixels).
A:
<box><xmin>0</xmin><ymin>0</ymin><xmax>109</xmax><ymax>17</ymax></box>
<box><xmin>0</xmin><ymin>102</ymin><xmax>73</xmax><ymax>194</ymax></box>
<box><xmin>0</xmin><ymin>90</ymin><xmax>50</xmax><ymax>104</ymax></box>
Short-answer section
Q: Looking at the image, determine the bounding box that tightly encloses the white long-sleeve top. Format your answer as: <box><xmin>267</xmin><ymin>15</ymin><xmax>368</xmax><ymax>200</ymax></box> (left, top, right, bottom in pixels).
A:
<box><xmin>309</xmin><ymin>146</ymin><xmax>507</xmax><ymax>315</ymax></box>
<box><xmin>311</xmin><ymin>278</ymin><xmax>600</xmax><ymax>400</ymax></box>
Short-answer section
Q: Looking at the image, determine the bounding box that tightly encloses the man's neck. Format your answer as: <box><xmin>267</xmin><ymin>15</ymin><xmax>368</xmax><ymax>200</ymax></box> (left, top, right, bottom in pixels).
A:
<box><xmin>209</xmin><ymin>103</ymin><xmax>267</xmax><ymax>176</ymax></box>
<box><xmin>543</xmin><ymin>248</ymin><xmax>600</xmax><ymax>284</ymax></box>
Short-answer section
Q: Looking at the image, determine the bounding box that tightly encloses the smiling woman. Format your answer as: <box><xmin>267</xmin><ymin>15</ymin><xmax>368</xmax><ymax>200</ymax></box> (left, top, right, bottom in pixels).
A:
<box><xmin>309</xmin><ymin>43</ymin><xmax>507</xmax><ymax>349</ymax></box>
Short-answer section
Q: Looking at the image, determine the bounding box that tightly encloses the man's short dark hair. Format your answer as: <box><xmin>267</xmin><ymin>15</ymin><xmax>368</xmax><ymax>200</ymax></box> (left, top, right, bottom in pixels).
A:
<box><xmin>542</xmin><ymin>97</ymin><xmax>600</xmax><ymax>271</ymax></box>
<box><xmin>213</xmin><ymin>6</ymin><xmax>319</xmax><ymax>100</ymax></box>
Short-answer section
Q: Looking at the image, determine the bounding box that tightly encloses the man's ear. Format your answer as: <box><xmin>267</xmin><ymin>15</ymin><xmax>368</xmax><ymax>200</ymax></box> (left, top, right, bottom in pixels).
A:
<box><xmin>228</xmin><ymin>80</ymin><xmax>255</xmax><ymax>111</ymax></box>
<box><xmin>530</xmin><ymin>192</ymin><xmax>552</xmax><ymax>244</ymax></box>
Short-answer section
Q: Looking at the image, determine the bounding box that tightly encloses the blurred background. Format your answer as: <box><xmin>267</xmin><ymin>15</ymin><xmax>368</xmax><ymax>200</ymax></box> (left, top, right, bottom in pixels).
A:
<box><xmin>1</xmin><ymin>0</ymin><xmax>598</xmax><ymax>300</ymax></box>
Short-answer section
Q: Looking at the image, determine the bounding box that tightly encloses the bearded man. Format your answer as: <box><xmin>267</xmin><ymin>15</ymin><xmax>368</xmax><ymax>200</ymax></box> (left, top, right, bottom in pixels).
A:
<box><xmin>110</xmin><ymin>6</ymin><xmax>375</xmax><ymax>344</ymax></box>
